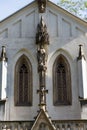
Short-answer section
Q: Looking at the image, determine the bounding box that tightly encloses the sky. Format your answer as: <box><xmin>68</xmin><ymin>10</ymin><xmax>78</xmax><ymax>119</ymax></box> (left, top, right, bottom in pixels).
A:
<box><xmin>0</xmin><ymin>0</ymin><xmax>86</xmax><ymax>21</ymax></box>
<box><xmin>0</xmin><ymin>0</ymin><xmax>57</xmax><ymax>20</ymax></box>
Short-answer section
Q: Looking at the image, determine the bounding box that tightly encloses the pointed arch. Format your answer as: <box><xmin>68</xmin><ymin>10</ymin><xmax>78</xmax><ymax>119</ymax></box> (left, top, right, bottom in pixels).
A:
<box><xmin>14</xmin><ymin>54</ymin><xmax>32</xmax><ymax>106</ymax></box>
<box><xmin>53</xmin><ymin>54</ymin><xmax>72</xmax><ymax>105</ymax></box>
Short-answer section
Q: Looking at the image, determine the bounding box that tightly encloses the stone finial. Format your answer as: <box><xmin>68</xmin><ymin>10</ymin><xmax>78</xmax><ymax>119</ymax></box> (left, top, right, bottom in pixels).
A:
<box><xmin>37</xmin><ymin>0</ymin><xmax>47</xmax><ymax>13</ymax></box>
<box><xmin>0</xmin><ymin>46</ymin><xmax>8</xmax><ymax>61</ymax></box>
<box><xmin>77</xmin><ymin>45</ymin><xmax>85</xmax><ymax>60</ymax></box>
<box><xmin>36</xmin><ymin>16</ymin><xmax>49</xmax><ymax>47</ymax></box>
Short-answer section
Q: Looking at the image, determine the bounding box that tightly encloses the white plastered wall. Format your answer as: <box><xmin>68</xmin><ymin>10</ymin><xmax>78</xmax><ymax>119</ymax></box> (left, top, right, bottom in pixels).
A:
<box><xmin>6</xmin><ymin>48</ymin><xmax>39</xmax><ymax>120</ymax></box>
<box><xmin>46</xmin><ymin>49</ymin><xmax>81</xmax><ymax>120</ymax></box>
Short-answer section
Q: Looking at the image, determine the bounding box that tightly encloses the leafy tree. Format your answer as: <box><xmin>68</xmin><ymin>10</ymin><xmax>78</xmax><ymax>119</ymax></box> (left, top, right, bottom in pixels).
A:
<box><xmin>57</xmin><ymin>0</ymin><xmax>87</xmax><ymax>21</ymax></box>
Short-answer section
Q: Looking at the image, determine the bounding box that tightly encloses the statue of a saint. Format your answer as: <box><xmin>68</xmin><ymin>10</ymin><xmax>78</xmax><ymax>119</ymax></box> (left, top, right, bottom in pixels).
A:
<box><xmin>37</xmin><ymin>47</ymin><xmax>47</xmax><ymax>72</ymax></box>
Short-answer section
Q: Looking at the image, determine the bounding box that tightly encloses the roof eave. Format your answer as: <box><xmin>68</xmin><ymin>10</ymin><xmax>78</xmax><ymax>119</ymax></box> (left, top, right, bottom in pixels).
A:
<box><xmin>48</xmin><ymin>0</ymin><xmax>87</xmax><ymax>26</ymax></box>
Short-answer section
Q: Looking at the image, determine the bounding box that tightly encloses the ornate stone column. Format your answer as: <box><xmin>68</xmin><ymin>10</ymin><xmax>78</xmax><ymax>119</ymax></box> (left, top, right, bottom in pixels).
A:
<box><xmin>36</xmin><ymin>16</ymin><xmax>49</xmax><ymax>111</ymax></box>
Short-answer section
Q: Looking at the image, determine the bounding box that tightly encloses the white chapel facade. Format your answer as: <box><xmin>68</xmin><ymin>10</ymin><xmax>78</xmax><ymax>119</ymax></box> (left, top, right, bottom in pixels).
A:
<box><xmin>0</xmin><ymin>0</ymin><xmax>87</xmax><ymax>126</ymax></box>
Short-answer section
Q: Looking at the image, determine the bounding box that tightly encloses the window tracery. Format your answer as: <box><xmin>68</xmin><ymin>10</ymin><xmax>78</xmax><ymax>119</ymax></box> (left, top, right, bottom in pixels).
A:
<box><xmin>14</xmin><ymin>55</ymin><xmax>32</xmax><ymax>106</ymax></box>
<box><xmin>53</xmin><ymin>54</ymin><xmax>72</xmax><ymax>105</ymax></box>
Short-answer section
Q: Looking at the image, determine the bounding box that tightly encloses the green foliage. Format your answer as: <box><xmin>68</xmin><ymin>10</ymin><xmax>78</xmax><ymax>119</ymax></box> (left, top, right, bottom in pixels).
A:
<box><xmin>57</xmin><ymin>0</ymin><xmax>87</xmax><ymax>21</ymax></box>
<box><xmin>60</xmin><ymin>0</ymin><xmax>70</xmax><ymax>4</ymax></box>
<box><xmin>84</xmin><ymin>2</ymin><xmax>87</xmax><ymax>8</ymax></box>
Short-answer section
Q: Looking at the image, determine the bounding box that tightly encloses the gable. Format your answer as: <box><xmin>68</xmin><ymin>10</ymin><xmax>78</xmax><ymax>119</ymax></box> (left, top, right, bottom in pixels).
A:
<box><xmin>0</xmin><ymin>1</ymin><xmax>38</xmax><ymax>38</ymax></box>
<box><xmin>31</xmin><ymin>109</ymin><xmax>56</xmax><ymax>130</ymax></box>
<box><xmin>0</xmin><ymin>1</ymin><xmax>87</xmax><ymax>39</ymax></box>
<box><xmin>47</xmin><ymin>1</ymin><xmax>87</xmax><ymax>37</ymax></box>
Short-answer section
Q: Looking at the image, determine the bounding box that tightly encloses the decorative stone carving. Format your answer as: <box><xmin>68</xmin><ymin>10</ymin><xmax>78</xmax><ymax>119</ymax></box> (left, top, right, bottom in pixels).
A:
<box><xmin>37</xmin><ymin>47</ymin><xmax>47</xmax><ymax>72</ymax></box>
<box><xmin>36</xmin><ymin>16</ymin><xmax>49</xmax><ymax>47</ymax></box>
<box><xmin>37</xmin><ymin>87</ymin><xmax>48</xmax><ymax>106</ymax></box>
<box><xmin>77</xmin><ymin>45</ymin><xmax>85</xmax><ymax>60</ymax></box>
<box><xmin>36</xmin><ymin>16</ymin><xmax>49</xmax><ymax>110</ymax></box>
<box><xmin>0</xmin><ymin>46</ymin><xmax>8</xmax><ymax>61</ymax></box>
<box><xmin>37</xmin><ymin>0</ymin><xmax>47</xmax><ymax>13</ymax></box>
<box><xmin>31</xmin><ymin>109</ymin><xmax>56</xmax><ymax>130</ymax></box>
<box><xmin>39</xmin><ymin>123</ymin><xmax>49</xmax><ymax>130</ymax></box>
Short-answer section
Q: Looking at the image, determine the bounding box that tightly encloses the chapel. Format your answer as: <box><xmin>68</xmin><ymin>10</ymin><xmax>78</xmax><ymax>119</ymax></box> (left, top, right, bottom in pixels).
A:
<box><xmin>0</xmin><ymin>0</ymin><xmax>87</xmax><ymax>129</ymax></box>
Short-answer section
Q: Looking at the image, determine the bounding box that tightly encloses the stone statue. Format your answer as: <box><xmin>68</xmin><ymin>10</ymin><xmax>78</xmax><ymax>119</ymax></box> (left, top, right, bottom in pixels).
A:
<box><xmin>36</xmin><ymin>17</ymin><xmax>49</xmax><ymax>47</ymax></box>
<box><xmin>37</xmin><ymin>47</ymin><xmax>47</xmax><ymax>72</ymax></box>
<box><xmin>36</xmin><ymin>16</ymin><xmax>49</xmax><ymax>111</ymax></box>
<box><xmin>37</xmin><ymin>0</ymin><xmax>47</xmax><ymax>13</ymax></box>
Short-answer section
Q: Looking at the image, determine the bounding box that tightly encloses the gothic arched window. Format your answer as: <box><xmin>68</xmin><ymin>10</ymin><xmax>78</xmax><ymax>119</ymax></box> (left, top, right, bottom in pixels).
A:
<box><xmin>14</xmin><ymin>55</ymin><xmax>32</xmax><ymax>106</ymax></box>
<box><xmin>53</xmin><ymin>54</ymin><xmax>72</xmax><ymax>105</ymax></box>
